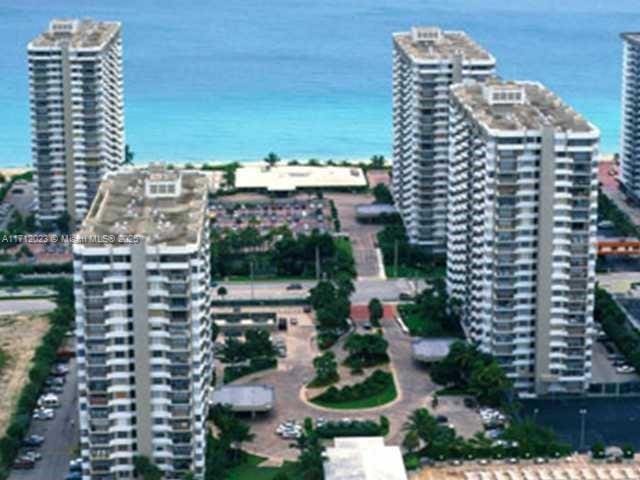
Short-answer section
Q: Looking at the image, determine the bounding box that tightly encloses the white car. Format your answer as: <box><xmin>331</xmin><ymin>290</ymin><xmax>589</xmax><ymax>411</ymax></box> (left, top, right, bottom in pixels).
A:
<box><xmin>616</xmin><ymin>365</ymin><xmax>636</xmax><ymax>374</ymax></box>
<box><xmin>33</xmin><ymin>408</ymin><xmax>54</xmax><ymax>420</ymax></box>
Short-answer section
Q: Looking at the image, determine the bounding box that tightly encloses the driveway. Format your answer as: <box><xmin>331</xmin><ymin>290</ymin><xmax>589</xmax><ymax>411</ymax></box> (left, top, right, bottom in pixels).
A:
<box><xmin>10</xmin><ymin>359</ymin><xmax>79</xmax><ymax>480</ymax></box>
<box><xmin>232</xmin><ymin>315</ymin><xmax>481</xmax><ymax>462</ymax></box>
<box><xmin>328</xmin><ymin>193</ymin><xmax>384</xmax><ymax>279</ymax></box>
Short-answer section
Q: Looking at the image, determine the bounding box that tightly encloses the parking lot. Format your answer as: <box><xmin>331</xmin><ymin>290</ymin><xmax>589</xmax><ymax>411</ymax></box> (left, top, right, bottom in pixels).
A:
<box><xmin>210</xmin><ymin>196</ymin><xmax>333</xmax><ymax>235</ymax></box>
<box><xmin>223</xmin><ymin>311</ymin><xmax>483</xmax><ymax>462</ymax></box>
<box><xmin>9</xmin><ymin>358</ymin><xmax>79</xmax><ymax>480</ymax></box>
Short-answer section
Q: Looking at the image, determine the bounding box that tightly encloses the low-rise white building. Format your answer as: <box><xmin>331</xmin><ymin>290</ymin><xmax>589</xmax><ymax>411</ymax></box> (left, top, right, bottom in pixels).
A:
<box><xmin>324</xmin><ymin>437</ymin><xmax>408</xmax><ymax>480</ymax></box>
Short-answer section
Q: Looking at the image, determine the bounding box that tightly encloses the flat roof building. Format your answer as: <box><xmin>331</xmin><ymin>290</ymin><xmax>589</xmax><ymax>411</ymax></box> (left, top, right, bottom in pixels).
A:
<box><xmin>211</xmin><ymin>385</ymin><xmax>275</xmax><ymax>413</ymax></box>
<box><xmin>28</xmin><ymin>19</ymin><xmax>125</xmax><ymax>226</ymax></box>
<box><xmin>392</xmin><ymin>27</ymin><xmax>496</xmax><ymax>252</ymax></box>
<box><xmin>447</xmin><ymin>79</ymin><xmax>599</xmax><ymax>396</ymax></box>
<box><xmin>74</xmin><ymin>166</ymin><xmax>212</xmax><ymax>479</ymax></box>
<box><xmin>235</xmin><ymin>165</ymin><xmax>367</xmax><ymax>192</ymax></box>
<box><xmin>323</xmin><ymin>437</ymin><xmax>408</xmax><ymax>480</ymax></box>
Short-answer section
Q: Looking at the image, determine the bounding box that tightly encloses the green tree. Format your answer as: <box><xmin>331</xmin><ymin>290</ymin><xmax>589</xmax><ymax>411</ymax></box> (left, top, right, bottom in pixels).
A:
<box><xmin>244</xmin><ymin>329</ymin><xmax>276</xmax><ymax>358</ymax></box>
<box><xmin>310</xmin><ymin>351</ymin><xmax>339</xmax><ymax>387</ymax></box>
<box><xmin>468</xmin><ymin>362</ymin><xmax>511</xmax><ymax>407</ymax></box>
<box><xmin>295</xmin><ymin>430</ymin><xmax>325</xmax><ymax>480</ymax></box>
<box><xmin>209</xmin><ymin>404</ymin><xmax>255</xmax><ymax>463</ymax></box>
<box><xmin>133</xmin><ymin>455</ymin><xmax>162</xmax><ymax>480</ymax></box>
<box><xmin>370</xmin><ymin>155</ymin><xmax>386</xmax><ymax>168</ymax></box>
<box><xmin>344</xmin><ymin>333</ymin><xmax>389</xmax><ymax>367</ymax></box>
<box><xmin>264</xmin><ymin>152</ymin><xmax>281</xmax><ymax>167</ymax></box>
<box><xmin>124</xmin><ymin>144</ymin><xmax>135</xmax><ymax>165</ymax></box>
<box><xmin>372</xmin><ymin>183</ymin><xmax>393</xmax><ymax>204</ymax></box>
<box><xmin>368</xmin><ymin>298</ymin><xmax>383</xmax><ymax>327</ymax></box>
<box><xmin>217</xmin><ymin>286</ymin><xmax>228</xmax><ymax>299</ymax></box>
<box><xmin>402</xmin><ymin>429</ymin><xmax>420</xmax><ymax>454</ymax></box>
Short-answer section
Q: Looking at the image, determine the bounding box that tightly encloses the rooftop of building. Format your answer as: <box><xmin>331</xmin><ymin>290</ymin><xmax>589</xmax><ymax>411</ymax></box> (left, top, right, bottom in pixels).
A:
<box><xmin>78</xmin><ymin>165</ymin><xmax>208</xmax><ymax>246</ymax></box>
<box><xmin>235</xmin><ymin>165</ymin><xmax>367</xmax><ymax>192</ymax></box>
<box><xmin>412</xmin><ymin>337</ymin><xmax>459</xmax><ymax>363</ymax></box>
<box><xmin>621</xmin><ymin>32</ymin><xmax>640</xmax><ymax>44</ymax></box>
<box><xmin>210</xmin><ymin>385</ymin><xmax>275</xmax><ymax>412</ymax></box>
<box><xmin>29</xmin><ymin>19</ymin><xmax>120</xmax><ymax>49</ymax></box>
<box><xmin>451</xmin><ymin>79</ymin><xmax>597</xmax><ymax>134</ymax></box>
<box><xmin>413</xmin><ymin>455</ymin><xmax>640</xmax><ymax>480</ymax></box>
<box><xmin>324</xmin><ymin>437</ymin><xmax>408</xmax><ymax>480</ymax></box>
<box><xmin>393</xmin><ymin>26</ymin><xmax>494</xmax><ymax>63</ymax></box>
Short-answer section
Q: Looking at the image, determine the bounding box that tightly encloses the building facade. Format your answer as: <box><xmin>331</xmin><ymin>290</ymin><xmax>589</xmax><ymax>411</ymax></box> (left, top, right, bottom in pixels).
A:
<box><xmin>620</xmin><ymin>33</ymin><xmax>640</xmax><ymax>200</ymax></box>
<box><xmin>392</xmin><ymin>26</ymin><xmax>496</xmax><ymax>252</ymax></box>
<box><xmin>73</xmin><ymin>167</ymin><xmax>211</xmax><ymax>479</ymax></box>
<box><xmin>28</xmin><ymin>19</ymin><xmax>124</xmax><ymax>226</ymax></box>
<box><xmin>447</xmin><ymin>80</ymin><xmax>600</xmax><ymax>396</ymax></box>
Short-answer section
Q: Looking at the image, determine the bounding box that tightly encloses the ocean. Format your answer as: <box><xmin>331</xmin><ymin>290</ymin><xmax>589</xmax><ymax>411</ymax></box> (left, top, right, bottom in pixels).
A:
<box><xmin>1</xmin><ymin>0</ymin><xmax>639</xmax><ymax>167</ymax></box>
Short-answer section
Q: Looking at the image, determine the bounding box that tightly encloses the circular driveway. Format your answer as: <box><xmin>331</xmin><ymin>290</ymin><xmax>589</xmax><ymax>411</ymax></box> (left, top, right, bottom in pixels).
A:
<box><xmin>235</xmin><ymin>314</ymin><xmax>444</xmax><ymax>462</ymax></box>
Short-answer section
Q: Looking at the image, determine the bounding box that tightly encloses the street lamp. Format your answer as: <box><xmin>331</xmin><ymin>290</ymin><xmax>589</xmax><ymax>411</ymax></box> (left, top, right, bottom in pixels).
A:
<box><xmin>579</xmin><ymin>409</ymin><xmax>587</xmax><ymax>452</ymax></box>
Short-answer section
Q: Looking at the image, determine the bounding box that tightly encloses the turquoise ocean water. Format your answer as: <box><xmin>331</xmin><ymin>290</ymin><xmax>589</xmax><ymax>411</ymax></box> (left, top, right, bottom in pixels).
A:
<box><xmin>1</xmin><ymin>0</ymin><xmax>640</xmax><ymax>167</ymax></box>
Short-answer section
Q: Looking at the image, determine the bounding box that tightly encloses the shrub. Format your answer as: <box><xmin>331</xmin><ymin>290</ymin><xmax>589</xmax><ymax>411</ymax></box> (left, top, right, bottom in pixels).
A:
<box><xmin>312</xmin><ymin>370</ymin><xmax>393</xmax><ymax>404</ymax></box>
<box><xmin>316</xmin><ymin>417</ymin><xmax>389</xmax><ymax>438</ymax></box>
<box><xmin>223</xmin><ymin>356</ymin><xmax>277</xmax><ymax>384</ymax></box>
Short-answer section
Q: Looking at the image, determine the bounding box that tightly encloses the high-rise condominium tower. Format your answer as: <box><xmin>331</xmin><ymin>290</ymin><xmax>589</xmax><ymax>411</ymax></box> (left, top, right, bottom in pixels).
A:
<box><xmin>620</xmin><ymin>33</ymin><xmax>640</xmax><ymax>200</ymax></box>
<box><xmin>28</xmin><ymin>19</ymin><xmax>124</xmax><ymax>226</ymax></box>
<box><xmin>392</xmin><ymin>26</ymin><xmax>496</xmax><ymax>252</ymax></box>
<box><xmin>73</xmin><ymin>166</ymin><xmax>211</xmax><ymax>479</ymax></box>
<box><xmin>447</xmin><ymin>79</ymin><xmax>600</xmax><ymax>396</ymax></box>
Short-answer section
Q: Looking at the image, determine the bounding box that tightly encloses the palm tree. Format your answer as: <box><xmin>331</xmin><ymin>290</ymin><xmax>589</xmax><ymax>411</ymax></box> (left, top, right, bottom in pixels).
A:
<box><xmin>123</xmin><ymin>144</ymin><xmax>135</xmax><ymax>166</ymax></box>
<box><xmin>217</xmin><ymin>286</ymin><xmax>228</xmax><ymax>299</ymax></box>
<box><xmin>264</xmin><ymin>152</ymin><xmax>280</xmax><ymax>167</ymax></box>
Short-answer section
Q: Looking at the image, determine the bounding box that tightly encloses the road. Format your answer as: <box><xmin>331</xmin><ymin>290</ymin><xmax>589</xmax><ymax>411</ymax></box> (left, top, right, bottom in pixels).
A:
<box><xmin>10</xmin><ymin>359</ymin><xmax>79</xmax><ymax>480</ymax></box>
<box><xmin>216</xmin><ymin>277</ymin><xmax>425</xmax><ymax>304</ymax></box>
<box><xmin>0</xmin><ymin>299</ymin><xmax>56</xmax><ymax>316</ymax></box>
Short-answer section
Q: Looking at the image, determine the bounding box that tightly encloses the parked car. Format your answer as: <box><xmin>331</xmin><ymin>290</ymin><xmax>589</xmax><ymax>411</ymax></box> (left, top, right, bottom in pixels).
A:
<box><xmin>69</xmin><ymin>457</ymin><xmax>82</xmax><ymax>472</ymax></box>
<box><xmin>616</xmin><ymin>365</ymin><xmax>636</xmax><ymax>374</ymax></box>
<box><xmin>286</xmin><ymin>283</ymin><xmax>303</xmax><ymax>290</ymax></box>
<box><xmin>33</xmin><ymin>408</ymin><xmax>55</xmax><ymax>420</ymax></box>
<box><xmin>22</xmin><ymin>450</ymin><xmax>42</xmax><ymax>462</ymax></box>
<box><xmin>51</xmin><ymin>364</ymin><xmax>69</xmax><ymax>376</ymax></box>
<box><xmin>38</xmin><ymin>393</ymin><xmax>60</xmax><ymax>408</ymax></box>
<box><xmin>13</xmin><ymin>457</ymin><xmax>35</xmax><ymax>469</ymax></box>
<box><xmin>44</xmin><ymin>385</ymin><xmax>64</xmax><ymax>395</ymax></box>
<box><xmin>22</xmin><ymin>435</ymin><xmax>45</xmax><ymax>447</ymax></box>
<box><xmin>398</xmin><ymin>292</ymin><xmax>413</xmax><ymax>301</ymax></box>
<box><xmin>65</xmin><ymin>473</ymin><xmax>82</xmax><ymax>480</ymax></box>
<box><xmin>436</xmin><ymin>415</ymin><xmax>449</xmax><ymax>424</ymax></box>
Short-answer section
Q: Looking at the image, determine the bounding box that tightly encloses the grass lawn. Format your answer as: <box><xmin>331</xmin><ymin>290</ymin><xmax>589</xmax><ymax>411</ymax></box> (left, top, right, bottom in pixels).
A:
<box><xmin>383</xmin><ymin>262</ymin><xmax>446</xmax><ymax>280</ymax></box>
<box><xmin>227</xmin><ymin>454</ymin><xmax>298</xmax><ymax>480</ymax></box>
<box><xmin>310</xmin><ymin>381</ymin><xmax>397</xmax><ymax>410</ymax></box>
<box><xmin>398</xmin><ymin>303</ymin><xmax>462</xmax><ymax>338</ymax></box>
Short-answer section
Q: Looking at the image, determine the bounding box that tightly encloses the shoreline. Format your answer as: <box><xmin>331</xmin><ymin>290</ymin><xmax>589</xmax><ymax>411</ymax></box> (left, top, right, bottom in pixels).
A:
<box><xmin>0</xmin><ymin>152</ymin><xmax>619</xmax><ymax>178</ymax></box>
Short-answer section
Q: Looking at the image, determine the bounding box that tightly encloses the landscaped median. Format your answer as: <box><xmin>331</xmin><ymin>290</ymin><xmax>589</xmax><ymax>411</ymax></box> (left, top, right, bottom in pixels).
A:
<box><xmin>309</xmin><ymin>369</ymin><xmax>397</xmax><ymax>410</ymax></box>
